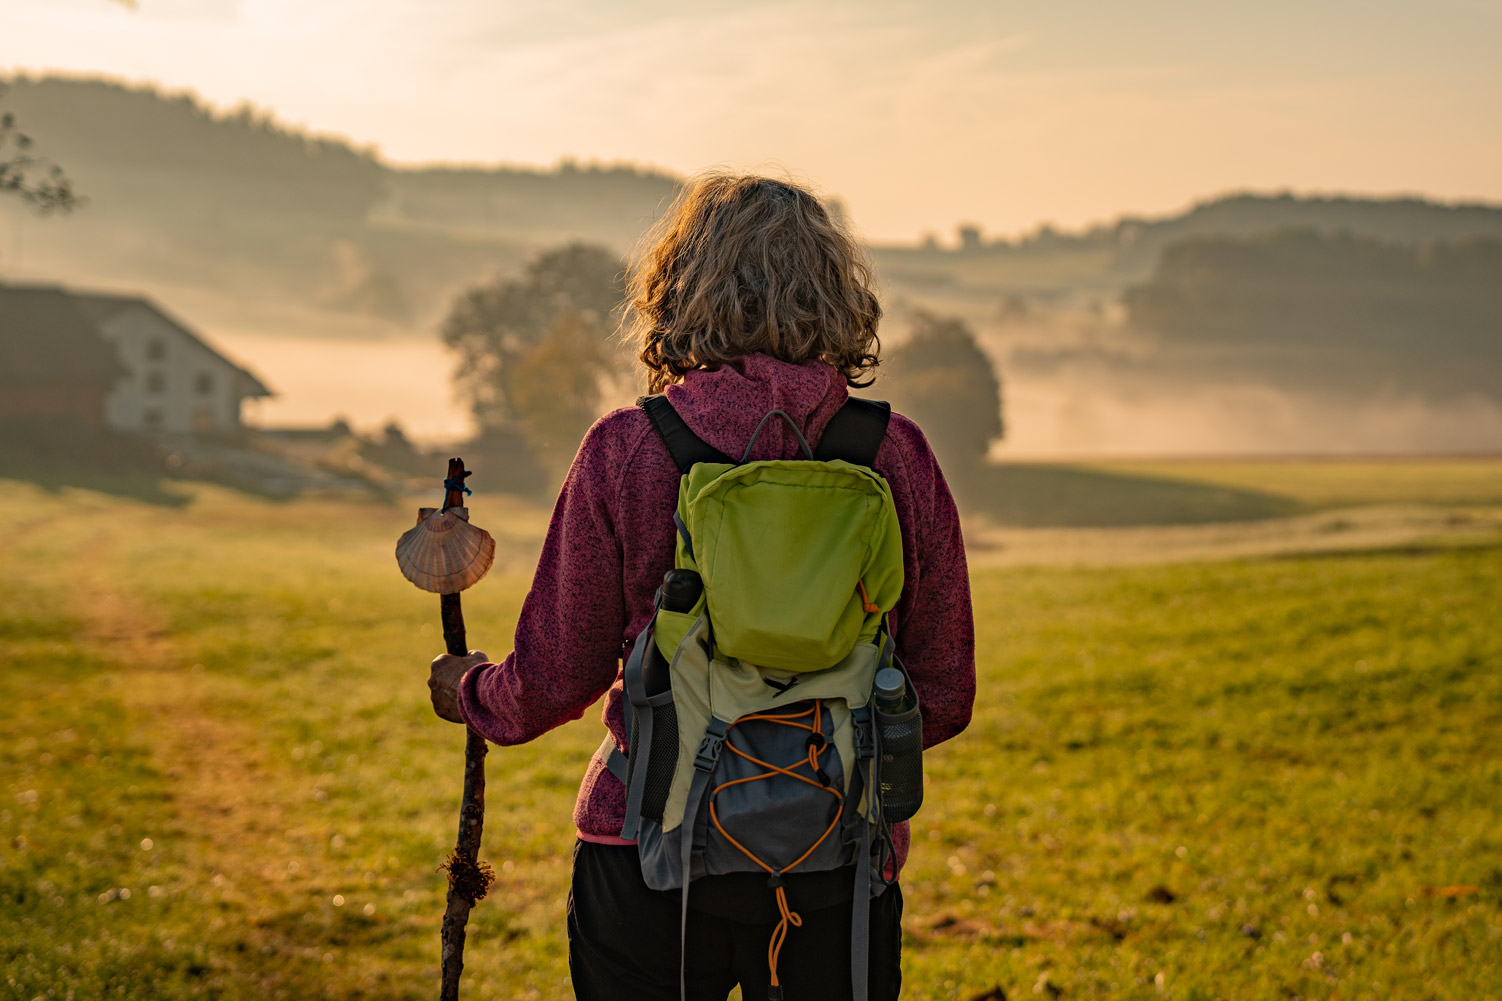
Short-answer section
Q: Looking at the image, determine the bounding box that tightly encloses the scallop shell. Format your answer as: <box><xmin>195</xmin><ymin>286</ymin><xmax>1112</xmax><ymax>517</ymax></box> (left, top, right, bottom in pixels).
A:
<box><xmin>395</xmin><ymin>506</ymin><xmax>496</xmax><ymax>593</ymax></box>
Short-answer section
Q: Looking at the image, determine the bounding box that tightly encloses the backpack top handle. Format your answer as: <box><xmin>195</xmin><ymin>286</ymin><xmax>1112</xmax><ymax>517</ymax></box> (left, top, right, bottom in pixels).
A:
<box><xmin>740</xmin><ymin>409</ymin><xmax>816</xmax><ymax>463</ymax></box>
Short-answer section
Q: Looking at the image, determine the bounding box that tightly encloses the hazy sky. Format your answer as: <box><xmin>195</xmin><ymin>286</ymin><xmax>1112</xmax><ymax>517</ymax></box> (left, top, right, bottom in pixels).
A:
<box><xmin>6</xmin><ymin>0</ymin><xmax>1501</xmax><ymax>241</ymax></box>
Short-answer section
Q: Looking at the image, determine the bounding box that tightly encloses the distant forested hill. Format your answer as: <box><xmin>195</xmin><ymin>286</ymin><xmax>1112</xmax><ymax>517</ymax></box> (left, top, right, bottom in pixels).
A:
<box><xmin>1122</xmin><ymin>229</ymin><xmax>1502</xmax><ymax>401</ymax></box>
<box><xmin>0</xmin><ymin>75</ymin><xmax>677</xmax><ymax>327</ymax></box>
<box><xmin>382</xmin><ymin>164</ymin><xmax>676</xmax><ymax>245</ymax></box>
<box><xmin>3</xmin><ymin>75</ymin><xmax>678</xmax><ymax>237</ymax></box>
<box><xmin>871</xmin><ymin>193</ymin><xmax>1502</xmax><ymax>297</ymax></box>
<box><xmin>3</xmin><ymin>74</ymin><xmax>386</xmax><ymax>226</ymax></box>
<box><xmin>1106</xmin><ymin>193</ymin><xmax>1502</xmax><ymax>278</ymax></box>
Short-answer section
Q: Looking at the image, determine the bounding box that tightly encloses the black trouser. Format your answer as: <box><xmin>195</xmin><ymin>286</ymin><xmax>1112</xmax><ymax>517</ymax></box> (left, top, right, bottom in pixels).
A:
<box><xmin>567</xmin><ymin>840</ymin><xmax>903</xmax><ymax>1001</ymax></box>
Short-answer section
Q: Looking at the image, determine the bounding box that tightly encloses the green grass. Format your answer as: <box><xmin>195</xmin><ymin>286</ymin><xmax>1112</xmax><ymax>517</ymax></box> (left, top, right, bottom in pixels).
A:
<box><xmin>1</xmin><ymin>473</ymin><xmax>1499</xmax><ymax>1000</ymax></box>
<box><xmin>913</xmin><ymin>552</ymin><xmax>1502</xmax><ymax>999</ymax></box>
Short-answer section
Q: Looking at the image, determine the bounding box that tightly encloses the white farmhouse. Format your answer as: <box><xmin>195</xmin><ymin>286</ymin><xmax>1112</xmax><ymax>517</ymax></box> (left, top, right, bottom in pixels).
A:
<box><xmin>72</xmin><ymin>292</ymin><xmax>272</xmax><ymax>434</ymax></box>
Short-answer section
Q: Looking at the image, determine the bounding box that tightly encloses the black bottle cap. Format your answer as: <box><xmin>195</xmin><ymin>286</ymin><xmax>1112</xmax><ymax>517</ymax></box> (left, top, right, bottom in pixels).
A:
<box><xmin>661</xmin><ymin>569</ymin><xmax>703</xmax><ymax>613</ymax></box>
<box><xmin>875</xmin><ymin>667</ymin><xmax>905</xmax><ymax>703</ymax></box>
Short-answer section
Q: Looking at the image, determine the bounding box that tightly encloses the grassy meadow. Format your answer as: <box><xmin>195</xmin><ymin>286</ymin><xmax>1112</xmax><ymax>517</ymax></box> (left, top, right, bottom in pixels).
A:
<box><xmin>2</xmin><ymin>459</ymin><xmax>1500</xmax><ymax>1000</ymax></box>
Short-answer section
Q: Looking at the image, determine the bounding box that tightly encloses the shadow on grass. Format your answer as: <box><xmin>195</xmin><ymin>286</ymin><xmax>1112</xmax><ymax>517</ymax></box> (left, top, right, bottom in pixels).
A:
<box><xmin>962</xmin><ymin>462</ymin><xmax>1302</xmax><ymax>527</ymax></box>
<box><xmin>0</xmin><ymin>456</ymin><xmax>192</xmax><ymax>507</ymax></box>
<box><xmin>0</xmin><ymin>422</ymin><xmax>371</xmax><ymax>507</ymax></box>
<box><xmin>0</xmin><ymin>420</ymin><xmax>192</xmax><ymax>507</ymax></box>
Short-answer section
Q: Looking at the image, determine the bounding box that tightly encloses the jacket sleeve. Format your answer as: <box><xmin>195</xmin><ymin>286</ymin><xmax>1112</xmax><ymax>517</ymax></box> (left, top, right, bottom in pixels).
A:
<box><xmin>457</xmin><ymin>418</ymin><xmax>629</xmax><ymax>746</ymax></box>
<box><xmin>887</xmin><ymin>424</ymin><xmax>977</xmax><ymax>750</ymax></box>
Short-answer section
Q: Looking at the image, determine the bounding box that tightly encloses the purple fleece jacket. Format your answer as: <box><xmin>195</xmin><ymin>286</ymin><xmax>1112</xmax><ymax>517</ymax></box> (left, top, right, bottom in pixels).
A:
<box><xmin>457</xmin><ymin>353</ymin><xmax>976</xmax><ymax>875</ymax></box>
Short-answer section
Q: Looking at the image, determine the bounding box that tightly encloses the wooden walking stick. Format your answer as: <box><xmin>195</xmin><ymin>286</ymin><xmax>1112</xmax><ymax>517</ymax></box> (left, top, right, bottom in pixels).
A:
<box><xmin>395</xmin><ymin>458</ymin><xmax>497</xmax><ymax>1001</ymax></box>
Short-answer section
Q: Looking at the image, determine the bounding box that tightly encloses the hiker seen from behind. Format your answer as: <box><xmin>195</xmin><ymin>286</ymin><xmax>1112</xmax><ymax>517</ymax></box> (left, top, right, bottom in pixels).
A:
<box><xmin>428</xmin><ymin>171</ymin><xmax>977</xmax><ymax>1001</ymax></box>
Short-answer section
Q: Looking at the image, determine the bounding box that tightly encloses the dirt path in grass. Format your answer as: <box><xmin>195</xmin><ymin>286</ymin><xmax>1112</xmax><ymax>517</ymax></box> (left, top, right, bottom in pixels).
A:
<box><xmin>76</xmin><ymin>554</ymin><xmax>284</xmax><ymax>841</ymax></box>
<box><xmin>69</xmin><ymin>549</ymin><xmax>346</xmax><ymax>968</ymax></box>
<box><xmin>51</xmin><ymin>524</ymin><xmax>443</xmax><ymax>999</ymax></box>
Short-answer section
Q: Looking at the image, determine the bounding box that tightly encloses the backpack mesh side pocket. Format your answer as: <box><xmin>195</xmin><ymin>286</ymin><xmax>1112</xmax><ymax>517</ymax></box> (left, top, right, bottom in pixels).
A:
<box><xmin>875</xmin><ymin>704</ymin><xmax>922</xmax><ymax>823</ymax></box>
<box><xmin>640</xmin><ymin>701</ymin><xmax>678</xmax><ymax>823</ymax></box>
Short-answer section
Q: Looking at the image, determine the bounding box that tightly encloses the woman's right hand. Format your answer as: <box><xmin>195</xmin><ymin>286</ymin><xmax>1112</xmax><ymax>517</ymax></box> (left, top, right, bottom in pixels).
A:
<box><xmin>428</xmin><ymin>650</ymin><xmax>489</xmax><ymax>724</ymax></box>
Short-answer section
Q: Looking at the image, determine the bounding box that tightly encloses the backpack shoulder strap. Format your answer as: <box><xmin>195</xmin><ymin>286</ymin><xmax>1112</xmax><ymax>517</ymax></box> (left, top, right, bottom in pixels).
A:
<box><xmin>638</xmin><ymin>394</ymin><xmax>733</xmax><ymax>473</ymax></box>
<box><xmin>814</xmin><ymin>397</ymin><xmax>891</xmax><ymax>468</ymax></box>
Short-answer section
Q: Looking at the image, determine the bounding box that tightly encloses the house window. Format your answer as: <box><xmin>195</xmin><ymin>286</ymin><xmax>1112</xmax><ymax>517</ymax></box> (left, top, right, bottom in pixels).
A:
<box><xmin>145</xmin><ymin>372</ymin><xmax>166</xmax><ymax>394</ymax></box>
<box><xmin>146</xmin><ymin>339</ymin><xmax>167</xmax><ymax>361</ymax></box>
<box><xmin>195</xmin><ymin>372</ymin><xmax>214</xmax><ymax>395</ymax></box>
<box><xmin>143</xmin><ymin>408</ymin><xmax>163</xmax><ymax>429</ymax></box>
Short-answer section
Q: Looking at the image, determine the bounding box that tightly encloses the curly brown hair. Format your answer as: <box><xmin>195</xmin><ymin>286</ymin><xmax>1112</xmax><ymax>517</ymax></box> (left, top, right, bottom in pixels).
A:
<box><xmin>625</xmin><ymin>173</ymin><xmax>882</xmax><ymax>393</ymax></box>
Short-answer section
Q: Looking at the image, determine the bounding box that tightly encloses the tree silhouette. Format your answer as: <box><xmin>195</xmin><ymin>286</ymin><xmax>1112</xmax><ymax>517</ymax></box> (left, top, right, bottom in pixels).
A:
<box><xmin>880</xmin><ymin>311</ymin><xmax>1004</xmax><ymax>481</ymax></box>
<box><xmin>507</xmin><ymin>311</ymin><xmax>615</xmax><ymax>471</ymax></box>
<box><xmin>440</xmin><ymin>242</ymin><xmax>625</xmax><ymax>467</ymax></box>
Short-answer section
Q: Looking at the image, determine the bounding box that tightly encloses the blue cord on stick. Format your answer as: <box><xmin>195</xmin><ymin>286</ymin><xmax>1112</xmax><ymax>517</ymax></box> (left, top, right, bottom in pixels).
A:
<box><xmin>440</xmin><ymin>470</ymin><xmax>473</xmax><ymax>512</ymax></box>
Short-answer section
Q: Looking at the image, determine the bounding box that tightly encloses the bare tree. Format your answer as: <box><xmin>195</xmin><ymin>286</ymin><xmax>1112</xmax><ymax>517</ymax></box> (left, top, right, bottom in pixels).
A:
<box><xmin>0</xmin><ymin>89</ymin><xmax>80</xmax><ymax>214</ymax></box>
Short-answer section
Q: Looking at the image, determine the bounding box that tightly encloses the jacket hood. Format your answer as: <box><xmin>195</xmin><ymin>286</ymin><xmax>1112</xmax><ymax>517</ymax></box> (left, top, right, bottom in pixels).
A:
<box><xmin>663</xmin><ymin>354</ymin><xmax>850</xmax><ymax>462</ymax></box>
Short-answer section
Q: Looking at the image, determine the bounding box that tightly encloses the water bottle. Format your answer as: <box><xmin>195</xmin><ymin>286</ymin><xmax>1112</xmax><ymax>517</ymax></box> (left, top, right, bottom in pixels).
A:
<box><xmin>873</xmin><ymin>665</ymin><xmax>923</xmax><ymax>823</ymax></box>
<box><xmin>644</xmin><ymin>569</ymin><xmax>702</xmax><ymax>695</ymax></box>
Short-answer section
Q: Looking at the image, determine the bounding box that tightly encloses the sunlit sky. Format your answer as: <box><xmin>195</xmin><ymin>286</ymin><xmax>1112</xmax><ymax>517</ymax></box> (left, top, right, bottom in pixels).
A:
<box><xmin>5</xmin><ymin>0</ymin><xmax>1502</xmax><ymax>241</ymax></box>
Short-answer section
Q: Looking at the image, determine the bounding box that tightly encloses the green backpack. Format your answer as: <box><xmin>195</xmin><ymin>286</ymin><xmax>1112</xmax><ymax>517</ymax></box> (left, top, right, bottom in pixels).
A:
<box><xmin>601</xmin><ymin>395</ymin><xmax>922</xmax><ymax>1001</ymax></box>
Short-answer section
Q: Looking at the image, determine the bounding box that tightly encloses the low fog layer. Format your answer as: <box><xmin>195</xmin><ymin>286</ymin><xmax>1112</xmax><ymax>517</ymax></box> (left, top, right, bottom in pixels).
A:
<box><xmin>214</xmin><ymin>332</ymin><xmax>1502</xmax><ymax>458</ymax></box>
<box><xmin>1002</xmin><ymin>370</ymin><xmax>1502</xmax><ymax>457</ymax></box>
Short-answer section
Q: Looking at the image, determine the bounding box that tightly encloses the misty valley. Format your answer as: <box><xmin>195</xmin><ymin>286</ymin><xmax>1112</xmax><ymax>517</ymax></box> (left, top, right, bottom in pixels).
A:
<box><xmin>3</xmin><ymin>75</ymin><xmax>1501</xmax><ymax>465</ymax></box>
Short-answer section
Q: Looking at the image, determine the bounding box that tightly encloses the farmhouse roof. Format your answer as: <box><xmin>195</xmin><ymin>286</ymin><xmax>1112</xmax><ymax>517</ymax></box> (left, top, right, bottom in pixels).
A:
<box><xmin>0</xmin><ymin>284</ymin><xmax>127</xmax><ymax>385</ymax></box>
<box><xmin>73</xmin><ymin>292</ymin><xmax>274</xmax><ymax>399</ymax></box>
